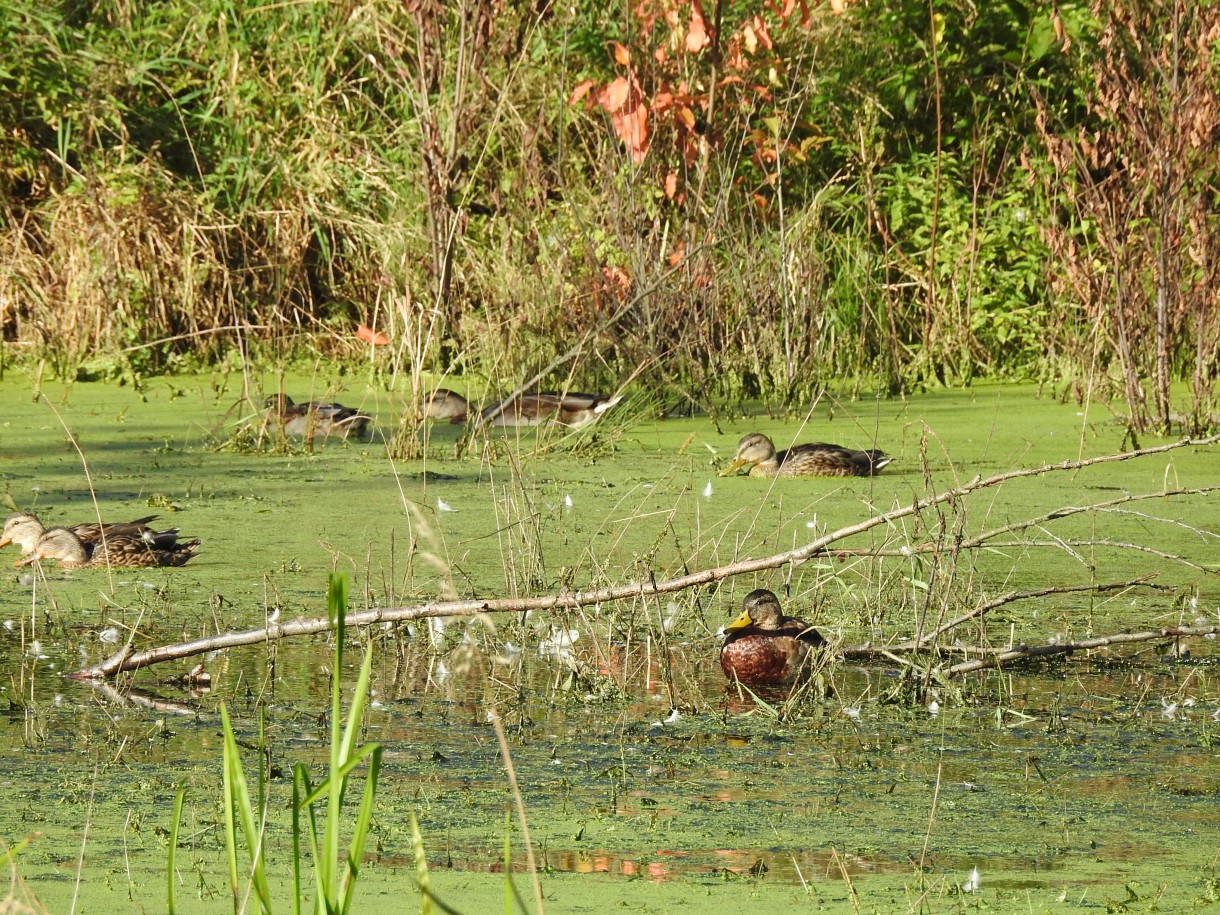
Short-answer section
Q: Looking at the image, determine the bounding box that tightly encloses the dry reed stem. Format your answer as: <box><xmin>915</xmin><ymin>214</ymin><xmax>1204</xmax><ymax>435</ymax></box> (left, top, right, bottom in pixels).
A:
<box><xmin>487</xmin><ymin>708</ymin><xmax>545</xmax><ymax>915</ymax></box>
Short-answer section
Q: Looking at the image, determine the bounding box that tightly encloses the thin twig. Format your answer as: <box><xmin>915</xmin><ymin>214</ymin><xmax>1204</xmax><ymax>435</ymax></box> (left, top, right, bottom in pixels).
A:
<box><xmin>825</xmin><ymin>486</ymin><xmax>1220</xmax><ymax>559</ymax></box>
<box><xmin>121</xmin><ymin>325</ymin><xmax>276</xmax><ymax>353</ymax></box>
<box><xmin>37</xmin><ymin>397</ymin><xmax>116</xmax><ymax>593</ymax></box>
<box><xmin>982</xmin><ymin>539</ymin><xmax>1216</xmax><ymax>574</ymax></box>
<box><xmin>959</xmin><ymin>486</ymin><xmax>1220</xmax><ymax>548</ymax></box>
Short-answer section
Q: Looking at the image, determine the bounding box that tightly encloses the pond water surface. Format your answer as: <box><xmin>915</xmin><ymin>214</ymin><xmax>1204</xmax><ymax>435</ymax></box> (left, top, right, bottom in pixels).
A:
<box><xmin>0</xmin><ymin>369</ymin><xmax>1217</xmax><ymax>913</ymax></box>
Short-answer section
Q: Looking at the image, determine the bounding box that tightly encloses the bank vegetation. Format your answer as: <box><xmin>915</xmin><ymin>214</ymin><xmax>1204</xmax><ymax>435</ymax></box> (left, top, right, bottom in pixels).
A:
<box><xmin>0</xmin><ymin>0</ymin><xmax>1216</xmax><ymax>433</ymax></box>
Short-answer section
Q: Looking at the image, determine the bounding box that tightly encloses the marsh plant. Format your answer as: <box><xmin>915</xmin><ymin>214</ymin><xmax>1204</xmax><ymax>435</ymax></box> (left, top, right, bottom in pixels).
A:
<box><xmin>173</xmin><ymin>574</ymin><xmax>383</xmax><ymax>915</ymax></box>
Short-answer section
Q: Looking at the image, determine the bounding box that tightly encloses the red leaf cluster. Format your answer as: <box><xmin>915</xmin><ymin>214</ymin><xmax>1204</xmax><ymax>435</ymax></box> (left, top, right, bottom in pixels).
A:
<box><xmin>571</xmin><ymin>0</ymin><xmax>825</xmax><ymax>203</ymax></box>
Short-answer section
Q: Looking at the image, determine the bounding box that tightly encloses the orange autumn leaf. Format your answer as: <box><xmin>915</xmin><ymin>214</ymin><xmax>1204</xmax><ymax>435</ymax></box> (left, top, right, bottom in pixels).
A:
<box><xmin>667</xmin><ymin>239</ymin><xmax>687</xmax><ymax>266</ymax></box>
<box><xmin>601</xmin><ymin>264</ymin><xmax>631</xmax><ymax>288</ymax></box>
<box><xmin>686</xmin><ymin>1</ymin><xmax>710</xmax><ymax>53</ymax></box>
<box><xmin>594</xmin><ymin>263</ymin><xmax>632</xmax><ymax>307</ymax></box>
<box><xmin>611</xmin><ymin>41</ymin><xmax>631</xmax><ymax>67</ymax></box>
<box><xmin>664</xmin><ymin>171</ymin><xmax>679</xmax><ymax>199</ymax></box>
<box><xmin>598</xmin><ymin>76</ymin><xmax>631</xmax><ymax>113</ymax></box>
<box><xmin>753</xmin><ymin>15</ymin><xmax>773</xmax><ymax>50</ymax></box>
<box><xmin>612</xmin><ymin>101</ymin><xmax>650</xmax><ymax>161</ymax></box>
<box><xmin>682</xmin><ymin>133</ymin><xmax>703</xmax><ymax>166</ymax></box>
<box><xmin>569</xmin><ymin>79</ymin><xmax>595</xmax><ymax>106</ymax></box>
<box><xmin>742</xmin><ymin>24</ymin><xmax>757</xmax><ymax>55</ymax></box>
<box><xmin>357</xmin><ymin>324</ymin><xmax>389</xmax><ymax>346</ymax></box>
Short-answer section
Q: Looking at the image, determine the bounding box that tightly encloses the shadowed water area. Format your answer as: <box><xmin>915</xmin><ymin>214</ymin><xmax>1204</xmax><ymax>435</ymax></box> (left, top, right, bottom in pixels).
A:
<box><xmin>0</xmin><ymin>371</ymin><xmax>1217</xmax><ymax>913</ymax></box>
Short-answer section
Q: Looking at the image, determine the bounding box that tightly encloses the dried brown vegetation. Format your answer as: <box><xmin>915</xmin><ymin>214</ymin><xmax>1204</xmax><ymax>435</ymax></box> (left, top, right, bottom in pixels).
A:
<box><xmin>1034</xmin><ymin>0</ymin><xmax>1220</xmax><ymax>434</ymax></box>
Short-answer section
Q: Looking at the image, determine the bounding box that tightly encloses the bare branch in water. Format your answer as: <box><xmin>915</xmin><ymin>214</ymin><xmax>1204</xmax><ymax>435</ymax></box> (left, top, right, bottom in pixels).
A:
<box><xmin>885</xmin><ymin>575</ymin><xmax>1167</xmax><ymax>651</ymax></box>
<box><xmin>71</xmin><ymin>435</ymin><xmax>1220</xmax><ymax>680</ymax></box>
<box><xmin>942</xmin><ymin>625</ymin><xmax>1220</xmax><ymax>677</ymax></box>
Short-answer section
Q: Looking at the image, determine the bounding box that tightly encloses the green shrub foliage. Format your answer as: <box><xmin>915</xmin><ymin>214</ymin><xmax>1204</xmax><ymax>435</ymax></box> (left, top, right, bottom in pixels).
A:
<box><xmin>0</xmin><ymin>0</ymin><xmax>1214</xmax><ymax>427</ymax></box>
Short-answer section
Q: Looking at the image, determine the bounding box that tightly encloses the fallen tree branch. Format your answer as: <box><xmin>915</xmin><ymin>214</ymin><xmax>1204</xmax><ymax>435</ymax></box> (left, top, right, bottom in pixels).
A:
<box><xmin>835</xmin><ymin>575</ymin><xmax>1167</xmax><ymax>661</ymax></box>
<box><xmin>915</xmin><ymin>575</ymin><xmax>1165</xmax><ymax>648</ymax></box>
<box><xmin>71</xmin><ymin>435</ymin><xmax>1219</xmax><ymax>680</ymax></box>
<box><xmin>943</xmin><ymin>625</ymin><xmax>1220</xmax><ymax>677</ymax></box>
<box><xmin>977</xmin><ymin>539</ymin><xmax>1217</xmax><ymax>574</ymax></box>
<box><xmin>821</xmin><ymin>485</ymin><xmax>1220</xmax><ymax>563</ymax></box>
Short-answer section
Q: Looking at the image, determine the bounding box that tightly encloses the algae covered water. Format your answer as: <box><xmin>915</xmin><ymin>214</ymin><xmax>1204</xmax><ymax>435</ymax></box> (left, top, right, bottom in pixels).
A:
<box><xmin>0</xmin><ymin>370</ymin><xmax>1217</xmax><ymax>913</ymax></box>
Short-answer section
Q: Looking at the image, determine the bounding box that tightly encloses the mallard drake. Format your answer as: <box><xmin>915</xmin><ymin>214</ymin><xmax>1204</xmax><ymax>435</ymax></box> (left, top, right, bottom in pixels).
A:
<box><xmin>18</xmin><ymin>527</ymin><xmax>200</xmax><ymax>569</ymax></box>
<box><xmin>264</xmin><ymin>394</ymin><xmax>372</xmax><ymax>438</ymax></box>
<box><xmin>721</xmin><ymin>432</ymin><xmax>892</xmax><ymax>478</ymax></box>
<box><xmin>423</xmin><ymin>389</ymin><xmax>623</xmax><ymax>429</ymax></box>
<box><xmin>1</xmin><ymin>511</ymin><xmax>161</xmax><ymax>558</ymax></box>
<box><xmin>720</xmin><ymin>589</ymin><xmax>827</xmax><ymax>686</ymax></box>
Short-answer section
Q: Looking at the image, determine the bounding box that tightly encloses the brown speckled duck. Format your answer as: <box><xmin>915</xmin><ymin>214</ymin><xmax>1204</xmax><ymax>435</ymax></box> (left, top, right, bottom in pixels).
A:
<box><xmin>422</xmin><ymin>388</ymin><xmax>473</xmax><ymax>424</ymax></box>
<box><xmin>1</xmin><ymin>511</ymin><xmax>162</xmax><ymax>559</ymax></box>
<box><xmin>423</xmin><ymin>389</ymin><xmax>623</xmax><ymax>429</ymax></box>
<box><xmin>721</xmin><ymin>432</ymin><xmax>892</xmax><ymax>478</ymax></box>
<box><xmin>19</xmin><ymin>527</ymin><xmax>201</xmax><ymax>569</ymax></box>
<box><xmin>264</xmin><ymin>394</ymin><xmax>372</xmax><ymax>439</ymax></box>
<box><xmin>720</xmin><ymin>589</ymin><xmax>827</xmax><ymax>686</ymax></box>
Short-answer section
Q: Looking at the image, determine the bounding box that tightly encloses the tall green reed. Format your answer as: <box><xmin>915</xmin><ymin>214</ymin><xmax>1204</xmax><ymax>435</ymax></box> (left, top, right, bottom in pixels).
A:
<box><xmin>171</xmin><ymin>574</ymin><xmax>383</xmax><ymax>915</ymax></box>
<box><xmin>289</xmin><ymin>578</ymin><xmax>382</xmax><ymax>914</ymax></box>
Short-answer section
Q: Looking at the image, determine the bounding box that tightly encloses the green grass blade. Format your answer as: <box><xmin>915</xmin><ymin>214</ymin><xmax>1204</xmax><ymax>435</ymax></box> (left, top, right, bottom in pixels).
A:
<box><xmin>337</xmin><ymin>641</ymin><xmax>376</xmax><ymax>771</ymax></box>
<box><xmin>321</xmin><ymin>573</ymin><xmax>348</xmax><ymax>909</ymax></box>
<box><xmin>220</xmin><ymin>704</ymin><xmax>241</xmax><ymax>912</ymax></box>
<box><xmin>221</xmin><ymin>702</ymin><xmax>274</xmax><ymax>913</ymax></box>
<box><xmin>296</xmin><ymin>743</ymin><xmax>380</xmax><ymax>809</ymax></box>
<box><xmin>503</xmin><ymin>810</ymin><xmax>511</xmax><ymax>915</ymax></box>
<box><xmin>416</xmin><ymin>886</ymin><xmax>468</xmax><ymax>915</ymax></box>
<box><xmin>499</xmin><ymin>810</ymin><xmax>531</xmax><ymax>915</ymax></box>
<box><xmin>0</xmin><ymin>835</ymin><xmax>35</xmax><ymax>865</ymax></box>
<box><xmin>291</xmin><ymin>768</ymin><xmax>305</xmax><ymax>915</ymax></box>
<box><xmin>339</xmin><ymin>744</ymin><xmax>382</xmax><ymax>913</ymax></box>
<box><xmin>167</xmin><ymin>782</ymin><xmax>186</xmax><ymax>915</ymax></box>
<box><xmin>294</xmin><ymin>763</ymin><xmax>323</xmax><ymax>912</ymax></box>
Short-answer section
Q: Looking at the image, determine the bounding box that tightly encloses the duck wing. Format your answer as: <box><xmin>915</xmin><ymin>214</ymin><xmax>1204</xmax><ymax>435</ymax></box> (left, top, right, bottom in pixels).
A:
<box><xmin>70</xmin><ymin>515</ymin><xmax>160</xmax><ymax>545</ymax></box>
